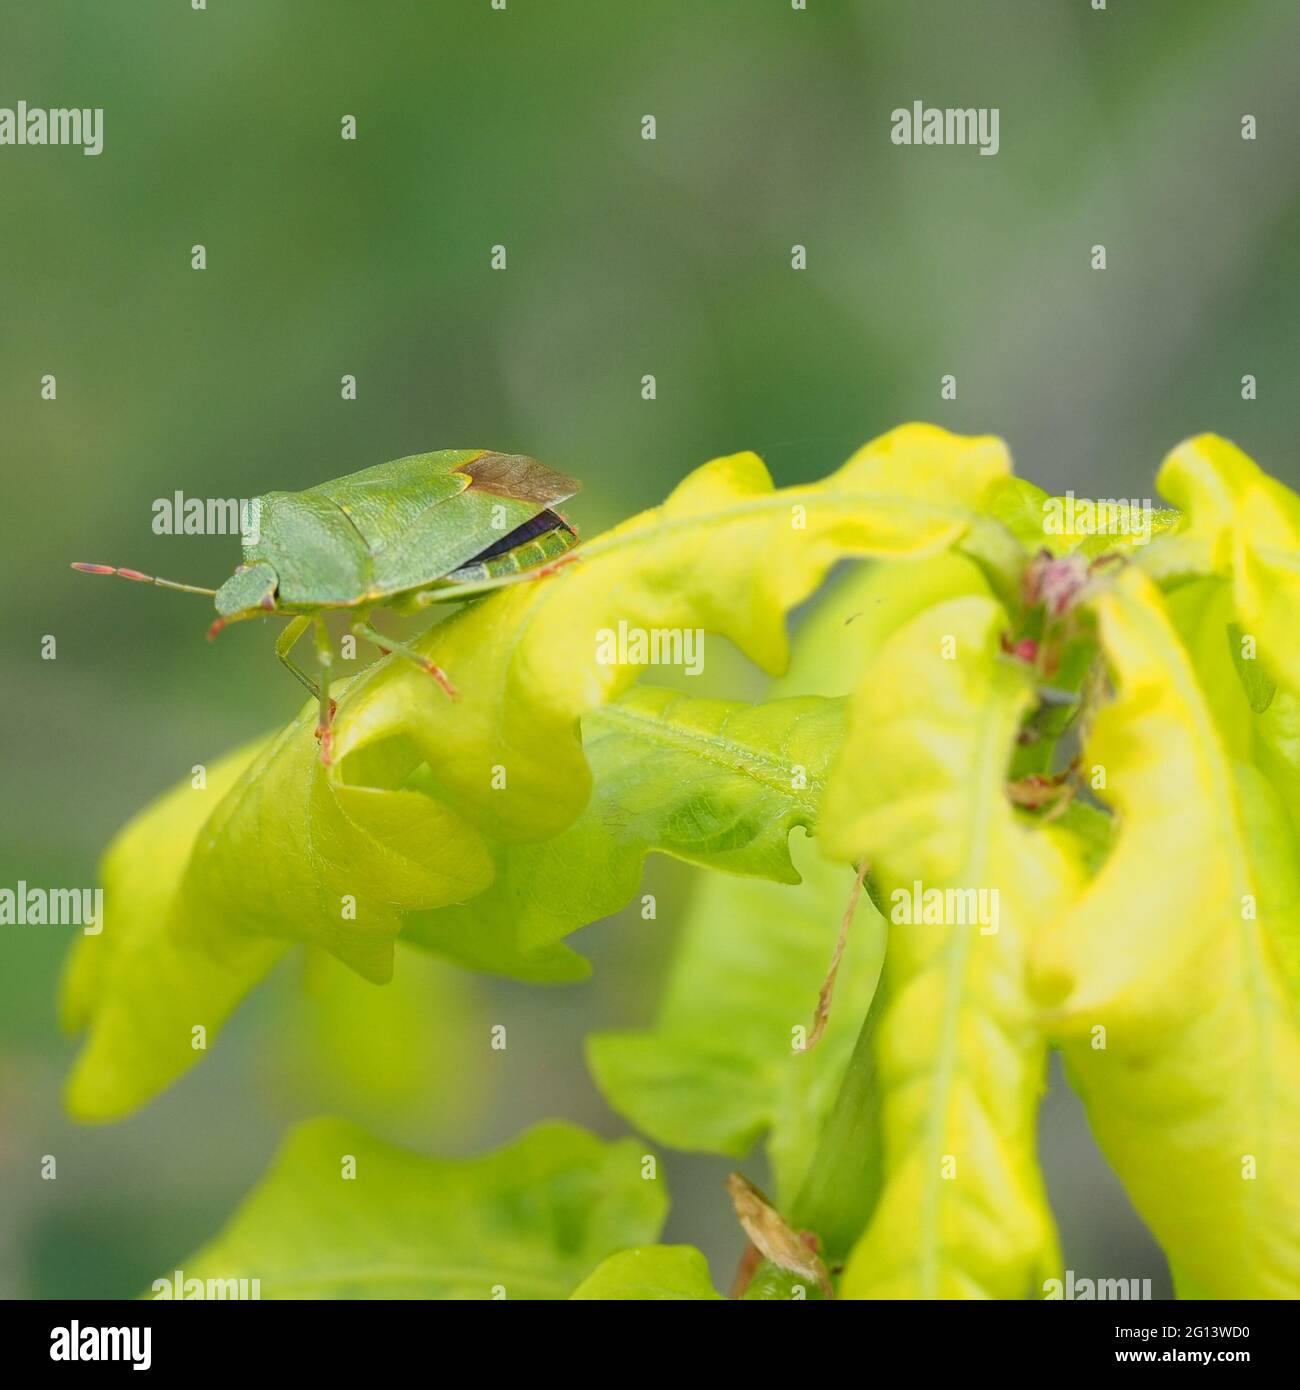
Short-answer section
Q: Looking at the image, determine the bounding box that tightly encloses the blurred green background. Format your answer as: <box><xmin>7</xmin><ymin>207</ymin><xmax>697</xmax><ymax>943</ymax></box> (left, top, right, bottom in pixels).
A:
<box><xmin>2</xmin><ymin>0</ymin><xmax>1297</xmax><ymax>1298</ymax></box>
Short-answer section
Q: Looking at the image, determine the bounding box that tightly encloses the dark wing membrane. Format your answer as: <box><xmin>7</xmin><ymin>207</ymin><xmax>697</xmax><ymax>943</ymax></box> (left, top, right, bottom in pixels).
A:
<box><xmin>443</xmin><ymin>510</ymin><xmax>577</xmax><ymax>585</ymax></box>
<box><xmin>469</xmin><ymin>508</ymin><xmax>572</xmax><ymax>563</ymax></box>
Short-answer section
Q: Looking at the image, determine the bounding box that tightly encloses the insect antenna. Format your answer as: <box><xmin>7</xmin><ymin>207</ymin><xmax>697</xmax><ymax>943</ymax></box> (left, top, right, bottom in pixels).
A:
<box><xmin>71</xmin><ymin>563</ymin><xmax>217</xmax><ymax>597</ymax></box>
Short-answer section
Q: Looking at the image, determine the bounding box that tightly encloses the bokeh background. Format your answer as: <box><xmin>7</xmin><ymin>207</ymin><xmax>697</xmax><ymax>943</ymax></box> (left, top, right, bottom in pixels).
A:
<box><xmin>2</xmin><ymin>0</ymin><xmax>1297</xmax><ymax>1298</ymax></box>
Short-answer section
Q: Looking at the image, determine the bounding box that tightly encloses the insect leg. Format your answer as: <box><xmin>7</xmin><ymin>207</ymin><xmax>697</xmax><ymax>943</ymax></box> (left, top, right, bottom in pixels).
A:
<box><xmin>312</xmin><ymin>617</ymin><xmax>336</xmax><ymax>766</ymax></box>
<box><xmin>406</xmin><ymin>558</ymin><xmax>581</xmax><ymax>610</ymax></box>
<box><xmin>275</xmin><ymin>615</ymin><xmax>321</xmax><ymax>699</ymax></box>
<box><xmin>350</xmin><ymin>618</ymin><xmax>458</xmax><ymax>699</ymax></box>
<box><xmin>534</xmin><ymin>553</ymin><xmax>581</xmax><ymax>578</ymax></box>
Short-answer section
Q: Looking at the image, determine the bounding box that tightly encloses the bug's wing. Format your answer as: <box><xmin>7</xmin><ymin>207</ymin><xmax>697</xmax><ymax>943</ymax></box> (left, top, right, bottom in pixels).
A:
<box><xmin>364</xmin><ymin>452</ymin><xmax>580</xmax><ymax>598</ymax></box>
<box><xmin>458</xmin><ymin>452</ymin><xmax>579</xmax><ymax>508</ymax></box>
<box><xmin>259</xmin><ymin>449</ymin><xmax>581</xmax><ymax>604</ymax></box>
<box><xmin>301</xmin><ymin>449</ymin><xmax>480</xmax><ymax>547</ymax></box>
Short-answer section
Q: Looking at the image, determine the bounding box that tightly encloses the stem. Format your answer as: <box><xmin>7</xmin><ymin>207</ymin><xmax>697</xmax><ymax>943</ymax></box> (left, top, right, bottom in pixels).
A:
<box><xmin>788</xmin><ymin>923</ymin><xmax>890</xmax><ymax>1265</ymax></box>
<box><xmin>805</xmin><ymin>860</ymin><xmax>868</xmax><ymax>1051</ymax></box>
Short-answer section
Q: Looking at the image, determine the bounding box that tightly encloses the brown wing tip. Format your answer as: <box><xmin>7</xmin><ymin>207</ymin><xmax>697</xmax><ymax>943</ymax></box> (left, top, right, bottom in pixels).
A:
<box><xmin>460</xmin><ymin>452</ymin><xmax>580</xmax><ymax>505</ymax></box>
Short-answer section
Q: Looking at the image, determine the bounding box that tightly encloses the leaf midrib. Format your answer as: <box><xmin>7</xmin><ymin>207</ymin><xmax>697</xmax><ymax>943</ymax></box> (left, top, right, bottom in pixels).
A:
<box><xmin>914</xmin><ymin>672</ymin><xmax>1019</xmax><ymax>1298</ymax></box>
<box><xmin>587</xmin><ymin>698</ymin><xmax>827</xmax><ymax>817</ymax></box>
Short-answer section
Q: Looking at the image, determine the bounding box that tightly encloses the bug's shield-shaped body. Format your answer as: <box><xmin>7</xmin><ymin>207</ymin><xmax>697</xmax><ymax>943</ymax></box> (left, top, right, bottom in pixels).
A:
<box><xmin>76</xmin><ymin>448</ymin><xmax>580</xmax><ymax>769</ymax></box>
<box><xmin>215</xmin><ymin>450</ymin><xmax>579</xmax><ymax>616</ymax></box>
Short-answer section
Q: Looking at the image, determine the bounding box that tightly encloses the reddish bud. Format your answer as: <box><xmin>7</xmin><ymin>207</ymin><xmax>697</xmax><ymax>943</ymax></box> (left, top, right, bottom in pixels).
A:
<box><xmin>71</xmin><ymin>562</ymin><xmax>116</xmax><ymax>574</ymax></box>
<box><xmin>1001</xmin><ymin>633</ymin><xmax>1039</xmax><ymax>664</ymax></box>
<box><xmin>1023</xmin><ymin>551</ymin><xmax>1089</xmax><ymax>617</ymax></box>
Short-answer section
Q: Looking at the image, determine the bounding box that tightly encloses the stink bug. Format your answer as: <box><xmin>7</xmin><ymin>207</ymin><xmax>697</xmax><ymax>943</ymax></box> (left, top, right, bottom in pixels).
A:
<box><xmin>73</xmin><ymin>450</ymin><xmax>581</xmax><ymax>764</ymax></box>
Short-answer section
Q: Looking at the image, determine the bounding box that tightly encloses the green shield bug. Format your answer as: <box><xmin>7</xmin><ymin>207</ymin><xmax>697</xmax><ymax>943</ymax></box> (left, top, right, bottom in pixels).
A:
<box><xmin>73</xmin><ymin>449</ymin><xmax>581</xmax><ymax>764</ymax></box>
